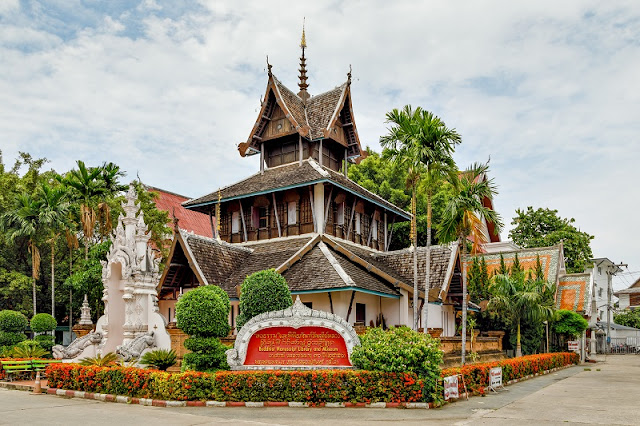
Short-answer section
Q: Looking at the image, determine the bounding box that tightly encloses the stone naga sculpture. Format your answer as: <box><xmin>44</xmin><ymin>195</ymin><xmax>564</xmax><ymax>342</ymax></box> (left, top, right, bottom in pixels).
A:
<box><xmin>52</xmin><ymin>331</ymin><xmax>103</xmax><ymax>360</ymax></box>
<box><xmin>116</xmin><ymin>331</ymin><xmax>155</xmax><ymax>361</ymax></box>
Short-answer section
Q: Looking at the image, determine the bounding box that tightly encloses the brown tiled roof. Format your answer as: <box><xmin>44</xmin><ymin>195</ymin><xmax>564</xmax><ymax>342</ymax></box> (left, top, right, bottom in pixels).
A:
<box><xmin>273</xmin><ymin>77</ymin><xmax>307</xmax><ymax>131</ymax></box>
<box><xmin>179</xmin><ymin>231</ymin><xmax>251</xmax><ymax>296</ymax></box>
<box><xmin>283</xmin><ymin>244</ymin><xmax>399</xmax><ymax>296</ymax></box>
<box><xmin>306</xmin><ymin>84</ymin><xmax>346</xmax><ymax>139</ymax></box>
<box><xmin>183</xmin><ymin>159</ymin><xmax>410</xmax><ymax>219</ymax></box>
<box><xmin>372</xmin><ymin>246</ymin><xmax>455</xmax><ymax>292</ymax></box>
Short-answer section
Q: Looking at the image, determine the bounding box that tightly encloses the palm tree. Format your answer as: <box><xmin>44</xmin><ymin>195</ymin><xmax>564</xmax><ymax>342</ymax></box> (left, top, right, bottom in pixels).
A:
<box><xmin>97</xmin><ymin>162</ymin><xmax>127</xmax><ymax>240</ymax></box>
<box><xmin>37</xmin><ymin>182</ymin><xmax>71</xmax><ymax>318</ymax></box>
<box><xmin>0</xmin><ymin>192</ymin><xmax>45</xmax><ymax>315</ymax></box>
<box><xmin>57</xmin><ymin>161</ymin><xmax>106</xmax><ymax>259</ymax></box>
<box><xmin>381</xmin><ymin>106</ymin><xmax>461</xmax><ymax>331</ymax></box>
<box><xmin>488</xmin><ymin>273</ymin><xmax>555</xmax><ymax>357</ymax></box>
<box><xmin>437</xmin><ymin>162</ymin><xmax>503</xmax><ymax>364</ymax></box>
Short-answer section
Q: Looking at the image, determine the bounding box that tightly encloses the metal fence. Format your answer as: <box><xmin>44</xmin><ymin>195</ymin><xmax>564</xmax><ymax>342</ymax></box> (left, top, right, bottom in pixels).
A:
<box><xmin>596</xmin><ymin>335</ymin><xmax>640</xmax><ymax>354</ymax></box>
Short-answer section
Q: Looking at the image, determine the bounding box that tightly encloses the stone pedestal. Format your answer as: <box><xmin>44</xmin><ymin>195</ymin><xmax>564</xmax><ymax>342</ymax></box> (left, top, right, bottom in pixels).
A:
<box><xmin>72</xmin><ymin>324</ymin><xmax>94</xmax><ymax>339</ymax></box>
<box><xmin>166</xmin><ymin>322</ymin><xmax>189</xmax><ymax>368</ymax></box>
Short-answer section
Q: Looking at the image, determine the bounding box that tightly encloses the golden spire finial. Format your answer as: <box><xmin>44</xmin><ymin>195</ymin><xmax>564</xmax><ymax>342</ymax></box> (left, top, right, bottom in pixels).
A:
<box><xmin>298</xmin><ymin>18</ymin><xmax>310</xmax><ymax>101</ymax></box>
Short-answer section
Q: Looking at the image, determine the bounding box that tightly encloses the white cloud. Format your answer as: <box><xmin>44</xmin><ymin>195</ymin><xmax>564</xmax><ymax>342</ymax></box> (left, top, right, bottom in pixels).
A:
<box><xmin>1</xmin><ymin>0</ymin><xmax>639</xmax><ymax>278</ymax></box>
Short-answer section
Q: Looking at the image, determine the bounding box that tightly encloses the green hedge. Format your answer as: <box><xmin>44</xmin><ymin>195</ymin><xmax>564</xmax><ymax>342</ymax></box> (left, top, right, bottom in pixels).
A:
<box><xmin>0</xmin><ymin>310</ymin><xmax>28</xmax><ymax>333</ymax></box>
<box><xmin>46</xmin><ymin>364</ymin><xmax>430</xmax><ymax>403</ymax></box>
<box><xmin>176</xmin><ymin>285</ymin><xmax>230</xmax><ymax>338</ymax></box>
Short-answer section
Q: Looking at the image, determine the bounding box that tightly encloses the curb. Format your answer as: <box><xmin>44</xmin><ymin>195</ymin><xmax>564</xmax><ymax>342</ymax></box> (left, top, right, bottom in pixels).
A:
<box><xmin>43</xmin><ymin>387</ymin><xmax>433</xmax><ymax>409</ymax></box>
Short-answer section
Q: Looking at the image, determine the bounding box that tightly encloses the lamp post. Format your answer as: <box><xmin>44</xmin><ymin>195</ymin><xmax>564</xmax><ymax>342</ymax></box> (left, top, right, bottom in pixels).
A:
<box><xmin>543</xmin><ymin>320</ymin><xmax>549</xmax><ymax>353</ymax></box>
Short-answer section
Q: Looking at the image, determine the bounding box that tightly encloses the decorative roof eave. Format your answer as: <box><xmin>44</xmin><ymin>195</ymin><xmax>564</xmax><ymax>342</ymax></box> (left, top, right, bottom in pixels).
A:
<box><xmin>238</xmin><ymin>74</ymin><xmax>310</xmax><ymax>157</ymax></box>
<box><xmin>322</xmin><ymin>83</ymin><xmax>366</xmax><ymax>163</ymax></box>
<box><xmin>156</xmin><ymin>228</ymin><xmax>208</xmax><ymax>293</ymax></box>
<box><xmin>438</xmin><ymin>243</ymin><xmax>460</xmax><ymax>300</ymax></box>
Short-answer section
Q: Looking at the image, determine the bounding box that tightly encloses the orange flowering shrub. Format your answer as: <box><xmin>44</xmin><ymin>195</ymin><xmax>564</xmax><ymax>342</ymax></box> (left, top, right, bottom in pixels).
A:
<box><xmin>46</xmin><ymin>364</ymin><xmax>431</xmax><ymax>403</ymax></box>
<box><xmin>441</xmin><ymin>352</ymin><xmax>579</xmax><ymax>395</ymax></box>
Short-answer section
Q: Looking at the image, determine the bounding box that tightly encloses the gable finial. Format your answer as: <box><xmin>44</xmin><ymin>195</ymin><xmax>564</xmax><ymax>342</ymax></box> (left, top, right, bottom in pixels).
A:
<box><xmin>298</xmin><ymin>18</ymin><xmax>310</xmax><ymax>102</ymax></box>
<box><xmin>266</xmin><ymin>55</ymin><xmax>272</xmax><ymax>76</ymax></box>
<box><xmin>347</xmin><ymin>64</ymin><xmax>352</xmax><ymax>85</ymax></box>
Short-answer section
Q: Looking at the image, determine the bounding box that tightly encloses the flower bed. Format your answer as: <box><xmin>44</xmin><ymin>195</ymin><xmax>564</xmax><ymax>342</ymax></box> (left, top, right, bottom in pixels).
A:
<box><xmin>46</xmin><ymin>365</ymin><xmax>430</xmax><ymax>404</ymax></box>
<box><xmin>441</xmin><ymin>352</ymin><xmax>579</xmax><ymax>395</ymax></box>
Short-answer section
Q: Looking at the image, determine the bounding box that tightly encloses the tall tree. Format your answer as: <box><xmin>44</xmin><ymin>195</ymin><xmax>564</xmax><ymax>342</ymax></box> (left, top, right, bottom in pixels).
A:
<box><xmin>0</xmin><ymin>192</ymin><xmax>45</xmax><ymax>315</ymax></box>
<box><xmin>437</xmin><ymin>162</ymin><xmax>503</xmax><ymax>364</ymax></box>
<box><xmin>509</xmin><ymin>207</ymin><xmax>594</xmax><ymax>273</ymax></box>
<box><xmin>380</xmin><ymin>106</ymin><xmax>429</xmax><ymax>330</ymax></box>
<box><xmin>37</xmin><ymin>182</ymin><xmax>71</xmax><ymax>317</ymax></box>
<box><xmin>489</xmin><ymin>273</ymin><xmax>555</xmax><ymax>357</ymax></box>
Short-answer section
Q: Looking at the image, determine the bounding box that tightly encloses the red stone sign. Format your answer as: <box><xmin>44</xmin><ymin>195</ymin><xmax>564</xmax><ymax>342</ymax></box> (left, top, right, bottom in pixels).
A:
<box><xmin>244</xmin><ymin>326</ymin><xmax>352</xmax><ymax>367</ymax></box>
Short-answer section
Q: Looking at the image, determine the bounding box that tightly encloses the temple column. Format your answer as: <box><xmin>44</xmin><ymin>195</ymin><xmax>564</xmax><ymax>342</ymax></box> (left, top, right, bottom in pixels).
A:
<box><xmin>314</xmin><ymin>182</ymin><xmax>325</xmax><ymax>234</ymax></box>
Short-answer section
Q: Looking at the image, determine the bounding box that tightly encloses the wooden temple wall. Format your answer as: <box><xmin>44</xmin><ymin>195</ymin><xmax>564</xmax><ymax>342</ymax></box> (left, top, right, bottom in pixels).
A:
<box><xmin>217</xmin><ymin>185</ymin><xmax>389</xmax><ymax>250</ymax></box>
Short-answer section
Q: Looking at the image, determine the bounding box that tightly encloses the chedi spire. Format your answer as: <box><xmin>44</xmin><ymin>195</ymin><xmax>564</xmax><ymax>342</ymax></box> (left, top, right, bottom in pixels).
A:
<box><xmin>298</xmin><ymin>21</ymin><xmax>310</xmax><ymax>102</ymax></box>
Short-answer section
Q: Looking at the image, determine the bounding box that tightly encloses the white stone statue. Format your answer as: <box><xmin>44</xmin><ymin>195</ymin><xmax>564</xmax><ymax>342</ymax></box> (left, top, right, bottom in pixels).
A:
<box><xmin>116</xmin><ymin>331</ymin><xmax>156</xmax><ymax>361</ymax></box>
<box><xmin>52</xmin><ymin>331</ymin><xmax>103</xmax><ymax>360</ymax></box>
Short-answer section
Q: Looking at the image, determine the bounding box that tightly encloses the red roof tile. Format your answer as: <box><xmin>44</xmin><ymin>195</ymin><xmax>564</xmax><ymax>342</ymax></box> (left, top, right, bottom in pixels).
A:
<box><xmin>147</xmin><ymin>186</ymin><xmax>213</xmax><ymax>238</ymax></box>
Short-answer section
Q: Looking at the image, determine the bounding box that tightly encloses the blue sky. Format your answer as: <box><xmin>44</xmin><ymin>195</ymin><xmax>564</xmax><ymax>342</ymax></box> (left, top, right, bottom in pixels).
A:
<box><xmin>1</xmin><ymin>0</ymin><xmax>639</xmax><ymax>289</ymax></box>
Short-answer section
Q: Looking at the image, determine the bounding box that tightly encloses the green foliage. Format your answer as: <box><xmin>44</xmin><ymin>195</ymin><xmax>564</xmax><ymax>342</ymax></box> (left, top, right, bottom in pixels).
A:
<box><xmin>551</xmin><ymin>309</ymin><xmax>589</xmax><ymax>338</ymax></box>
<box><xmin>182</xmin><ymin>339</ymin><xmax>230</xmax><ymax>372</ymax></box>
<box><xmin>0</xmin><ymin>310</ymin><xmax>29</xmax><ymax>333</ymax></box>
<box><xmin>139</xmin><ymin>349</ymin><xmax>177</xmax><ymax>371</ymax></box>
<box><xmin>79</xmin><ymin>352</ymin><xmax>119</xmax><ymax>366</ymax></box>
<box><xmin>11</xmin><ymin>339</ymin><xmax>48</xmax><ymax>358</ymax></box>
<box><xmin>488</xmin><ymin>273</ymin><xmax>555</xmax><ymax>356</ymax></box>
<box><xmin>0</xmin><ymin>269</ymin><xmax>32</xmax><ymax>315</ymax></box>
<box><xmin>0</xmin><ymin>331</ymin><xmax>27</xmax><ymax>347</ymax></box>
<box><xmin>509</xmin><ymin>207</ymin><xmax>594</xmax><ymax>274</ymax></box>
<box><xmin>237</xmin><ymin>269</ymin><xmax>292</xmax><ymax>328</ymax></box>
<box><xmin>614</xmin><ymin>309</ymin><xmax>640</xmax><ymax>329</ymax></box>
<box><xmin>351</xmin><ymin>326</ymin><xmax>442</xmax><ymax>392</ymax></box>
<box><xmin>348</xmin><ymin>149</ymin><xmax>456</xmax><ymax>249</ymax></box>
<box><xmin>34</xmin><ymin>334</ymin><xmax>55</xmax><ymax>353</ymax></box>
<box><xmin>467</xmin><ymin>256</ymin><xmax>491</xmax><ymax>301</ymax></box>
<box><xmin>176</xmin><ymin>285</ymin><xmax>230</xmax><ymax>338</ymax></box>
<box><xmin>30</xmin><ymin>313</ymin><xmax>57</xmax><ymax>333</ymax></box>
<box><xmin>63</xmin><ymin>241</ymin><xmax>111</xmax><ymax>320</ymax></box>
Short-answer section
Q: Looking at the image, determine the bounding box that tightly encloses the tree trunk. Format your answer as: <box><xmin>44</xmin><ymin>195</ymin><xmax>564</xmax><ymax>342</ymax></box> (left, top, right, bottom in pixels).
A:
<box><xmin>516</xmin><ymin>321</ymin><xmax>522</xmax><ymax>358</ymax></box>
<box><xmin>69</xmin><ymin>246</ymin><xmax>73</xmax><ymax>332</ymax></box>
<box><xmin>51</xmin><ymin>241</ymin><xmax>55</xmax><ymax>318</ymax></box>
<box><xmin>32</xmin><ymin>276</ymin><xmax>37</xmax><ymax>317</ymax></box>
<box><xmin>412</xmin><ymin>188</ymin><xmax>419</xmax><ymax>331</ymax></box>
<box><xmin>422</xmin><ymin>193</ymin><xmax>432</xmax><ymax>333</ymax></box>
<box><xmin>461</xmin><ymin>235</ymin><xmax>467</xmax><ymax>365</ymax></box>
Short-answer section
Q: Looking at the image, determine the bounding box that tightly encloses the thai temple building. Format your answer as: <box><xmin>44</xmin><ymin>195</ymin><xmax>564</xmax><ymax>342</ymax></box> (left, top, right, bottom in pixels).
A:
<box><xmin>154</xmin><ymin>31</ymin><xmax>507</xmax><ymax>337</ymax></box>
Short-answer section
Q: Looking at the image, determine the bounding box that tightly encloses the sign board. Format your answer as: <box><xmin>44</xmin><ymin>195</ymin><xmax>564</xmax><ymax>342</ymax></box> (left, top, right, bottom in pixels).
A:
<box><xmin>226</xmin><ymin>297</ymin><xmax>360</xmax><ymax>370</ymax></box>
<box><xmin>568</xmin><ymin>340</ymin><xmax>579</xmax><ymax>352</ymax></box>
<box><xmin>244</xmin><ymin>326</ymin><xmax>351</xmax><ymax>367</ymax></box>
<box><xmin>489</xmin><ymin>367</ymin><xmax>503</xmax><ymax>390</ymax></box>
<box><xmin>443</xmin><ymin>375</ymin><xmax>459</xmax><ymax>400</ymax></box>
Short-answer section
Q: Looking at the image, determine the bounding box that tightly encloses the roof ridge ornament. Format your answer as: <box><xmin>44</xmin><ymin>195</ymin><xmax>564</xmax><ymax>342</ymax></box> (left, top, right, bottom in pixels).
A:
<box><xmin>347</xmin><ymin>64</ymin><xmax>352</xmax><ymax>85</ymax></box>
<box><xmin>298</xmin><ymin>19</ymin><xmax>310</xmax><ymax>102</ymax></box>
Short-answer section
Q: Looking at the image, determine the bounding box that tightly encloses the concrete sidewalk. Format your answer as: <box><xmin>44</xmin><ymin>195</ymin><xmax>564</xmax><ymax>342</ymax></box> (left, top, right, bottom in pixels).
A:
<box><xmin>0</xmin><ymin>356</ymin><xmax>637</xmax><ymax>425</ymax></box>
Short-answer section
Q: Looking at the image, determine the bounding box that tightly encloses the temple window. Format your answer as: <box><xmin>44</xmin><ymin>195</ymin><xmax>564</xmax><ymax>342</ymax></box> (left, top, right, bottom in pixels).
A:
<box><xmin>288</xmin><ymin>201</ymin><xmax>297</xmax><ymax>224</ymax></box>
<box><xmin>232</xmin><ymin>211</ymin><xmax>240</xmax><ymax>233</ymax></box>
<box><xmin>356</xmin><ymin>303</ymin><xmax>366</xmax><ymax>324</ymax></box>
<box><xmin>258</xmin><ymin>206</ymin><xmax>269</xmax><ymax>228</ymax></box>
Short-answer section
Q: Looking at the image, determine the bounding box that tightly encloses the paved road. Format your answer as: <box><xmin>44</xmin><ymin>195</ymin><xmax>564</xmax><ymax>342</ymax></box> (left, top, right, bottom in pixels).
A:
<box><xmin>1</xmin><ymin>355</ymin><xmax>638</xmax><ymax>425</ymax></box>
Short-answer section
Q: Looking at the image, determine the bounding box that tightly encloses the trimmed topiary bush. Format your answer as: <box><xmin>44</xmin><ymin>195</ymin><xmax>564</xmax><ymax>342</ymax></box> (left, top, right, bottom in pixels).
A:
<box><xmin>35</xmin><ymin>334</ymin><xmax>55</xmax><ymax>353</ymax></box>
<box><xmin>0</xmin><ymin>310</ymin><xmax>28</xmax><ymax>348</ymax></box>
<box><xmin>176</xmin><ymin>285</ymin><xmax>230</xmax><ymax>338</ymax></box>
<box><xmin>237</xmin><ymin>269</ymin><xmax>292</xmax><ymax>328</ymax></box>
<box><xmin>0</xmin><ymin>310</ymin><xmax>28</xmax><ymax>333</ymax></box>
<box><xmin>351</xmin><ymin>326</ymin><xmax>443</xmax><ymax>393</ymax></box>
<box><xmin>30</xmin><ymin>313</ymin><xmax>57</xmax><ymax>333</ymax></box>
<box><xmin>551</xmin><ymin>309</ymin><xmax>589</xmax><ymax>338</ymax></box>
<box><xmin>176</xmin><ymin>285</ymin><xmax>231</xmax><ymax>372</ymax></box>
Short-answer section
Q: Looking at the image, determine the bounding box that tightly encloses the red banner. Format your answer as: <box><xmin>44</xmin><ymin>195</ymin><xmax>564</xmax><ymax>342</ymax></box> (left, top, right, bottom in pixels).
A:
<box><xmin>244</xmin><ymin>326</ymin><xmax>352</xmax><ymax>367</ymax></box>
